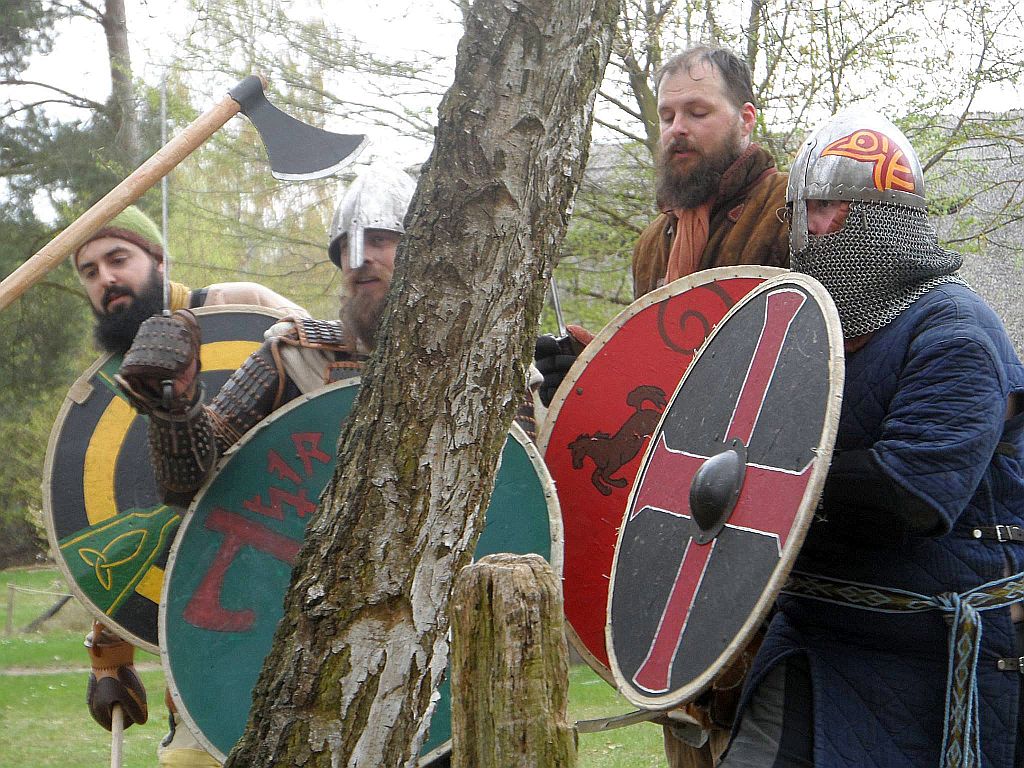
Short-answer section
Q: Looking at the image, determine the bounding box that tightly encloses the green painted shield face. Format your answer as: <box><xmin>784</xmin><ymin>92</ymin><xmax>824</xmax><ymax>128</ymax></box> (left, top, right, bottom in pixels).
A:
<box><xmin>161</xmin><ymin>380</ymin><xmax>560</xmax><ymax>762</ymax></box>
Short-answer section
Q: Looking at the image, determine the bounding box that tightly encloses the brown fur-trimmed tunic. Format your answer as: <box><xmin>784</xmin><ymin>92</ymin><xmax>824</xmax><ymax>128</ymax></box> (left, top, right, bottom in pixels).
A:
<box><xmin>632</xmin><ymin>143</ymin><xmax>790</xmax><ymax>300</ymax></box>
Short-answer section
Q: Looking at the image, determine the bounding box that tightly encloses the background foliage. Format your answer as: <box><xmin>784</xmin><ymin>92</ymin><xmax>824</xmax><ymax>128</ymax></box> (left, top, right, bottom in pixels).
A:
<box><xmin>2</xmin><ymin>0</ymin><xmax>1024</xmax><ymax>558</ymax></box>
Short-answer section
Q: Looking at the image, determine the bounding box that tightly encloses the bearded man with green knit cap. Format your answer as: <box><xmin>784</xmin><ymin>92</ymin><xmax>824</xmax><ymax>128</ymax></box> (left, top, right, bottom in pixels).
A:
<box><xmin>74</xmin><ymin>205</ymin><xmax>306</xmax><ymax>354</ymax></box>
<box><xmin>73</xmin><ymin>205</ymin><xmax>308</xmax><ymax>767</ymax></box>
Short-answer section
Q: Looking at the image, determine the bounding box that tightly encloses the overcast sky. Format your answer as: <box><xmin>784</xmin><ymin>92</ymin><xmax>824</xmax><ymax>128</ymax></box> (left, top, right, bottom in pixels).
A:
<box><xmin>19</xmin><ymin>0</ymin><xmax>463</xmax><ymax>165</ymax></box>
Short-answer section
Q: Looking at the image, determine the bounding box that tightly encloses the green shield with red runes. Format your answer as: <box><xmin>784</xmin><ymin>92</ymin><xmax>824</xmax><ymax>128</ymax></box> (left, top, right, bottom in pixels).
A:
<box><xmin>606</xmin><ymin>273</ymin><xmax>844</xmax><ymax>709</ymax></box>
<box><xmin>43</xmin><ymin>305</ymin><xmax>286</xmax><ymax>653</ymax></box>
<box><xmin>160</xmin><ymin>380</ymin><xmax>562</xmax><ymax>764</ymax></box>
<box><xmin>537</xmin><ymin>266</ymin><xmax>786</xmax><ymax>682</ymax></box>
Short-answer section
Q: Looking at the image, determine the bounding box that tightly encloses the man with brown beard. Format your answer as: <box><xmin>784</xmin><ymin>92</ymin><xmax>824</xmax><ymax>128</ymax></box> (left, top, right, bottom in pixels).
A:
<box><xmin>636</xmin><ymin>44</ymin><xmax>790</xmax><ymax>768</ymax></box>
<box><xmin>631</xmin><ymin>45</ymin><xmax>789</xmax><ymax>298</ymax></box>
<box><xmin>534</xmin><ymin>46</ymin><xmax>789</xmax><ymax>406</ymax></box>
<box><xmin>533</xmin><ymin>45</ymin><xmax>791</xmax><ymax>768</ymax></box>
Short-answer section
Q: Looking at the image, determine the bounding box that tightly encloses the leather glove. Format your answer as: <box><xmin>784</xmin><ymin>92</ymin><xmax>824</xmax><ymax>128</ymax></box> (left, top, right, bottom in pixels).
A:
<box><xmin>115</xmin><ymin>310</ymin><xmax>202</xmax><ymax>415</ymax></box>
<box><xmin>533</xmin><ymin>324</ymin><xmax>593</xmax><ymax>407</ymax></box>
<box><xmin>85</xmin><ymin>621</ymin><xmax>148</xmax><ymax>730</ymax></box>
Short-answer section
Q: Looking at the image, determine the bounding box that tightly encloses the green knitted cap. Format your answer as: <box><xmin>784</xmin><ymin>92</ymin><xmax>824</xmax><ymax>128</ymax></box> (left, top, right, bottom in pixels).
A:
<box><xmin>74</xmin><ymin>206</ymin><xmax>165</xmax><ymax>266</ymax></box>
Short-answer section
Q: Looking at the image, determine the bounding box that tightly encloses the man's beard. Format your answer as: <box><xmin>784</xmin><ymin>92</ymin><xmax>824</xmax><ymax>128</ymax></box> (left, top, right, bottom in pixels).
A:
<box><xmin>341</xmin><ymin>291</ymin><xmax>385</xmax><ymax>350</ymax></box>
<box><xmin>656</xmin><ymin>125</ymin><xmax>744</xmax><ymax>210</ymax></box>
<box><xmin>92</xmin><ymin>268</ymin><xmax>164</xmax><ymax>355</ymax></box>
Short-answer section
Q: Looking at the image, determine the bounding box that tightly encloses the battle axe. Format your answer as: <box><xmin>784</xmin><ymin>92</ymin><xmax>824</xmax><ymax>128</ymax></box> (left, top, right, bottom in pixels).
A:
<box><xmin>0</xmin><ymin>75</ymin><xmax>366</xmax><ymax>312</ymax></box>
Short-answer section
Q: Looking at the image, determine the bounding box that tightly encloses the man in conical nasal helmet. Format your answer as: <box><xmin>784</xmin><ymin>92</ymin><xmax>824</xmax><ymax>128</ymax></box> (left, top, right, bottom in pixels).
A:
<box><xmin>719</xmin><ymin>108</ymin><xmax>1024</xmax><ymax>768</ymax></box>
<box><xmin>114</xmin><ymin>162</ymin><xmax>417</xmax><ymax>508</ymax></box>
<box><xmin>328</xmin><ymin>162</ymin><xmax>417</xmax><ymax>349</ymax></box>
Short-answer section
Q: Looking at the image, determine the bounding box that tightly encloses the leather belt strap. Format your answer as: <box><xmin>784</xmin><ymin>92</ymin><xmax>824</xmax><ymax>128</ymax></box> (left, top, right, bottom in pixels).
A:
<box><xmin>971</xmin><ymin>525</ymin><xmax>1024</xmax><ymax>543</ymax></box>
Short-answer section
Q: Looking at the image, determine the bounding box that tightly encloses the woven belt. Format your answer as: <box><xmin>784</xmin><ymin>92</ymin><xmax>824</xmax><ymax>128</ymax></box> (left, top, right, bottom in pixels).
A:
<box><xmin>783</xmin><ymin>570</ymin><xmax>1024</xmax><ymax>768</ymax></box>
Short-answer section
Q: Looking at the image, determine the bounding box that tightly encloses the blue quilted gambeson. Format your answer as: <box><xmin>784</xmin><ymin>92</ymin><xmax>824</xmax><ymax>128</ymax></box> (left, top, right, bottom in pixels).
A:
<box><xmin>744</xmin><ymin>283</ymin><xmax>1024</xmax><ymax>768</ymax></box>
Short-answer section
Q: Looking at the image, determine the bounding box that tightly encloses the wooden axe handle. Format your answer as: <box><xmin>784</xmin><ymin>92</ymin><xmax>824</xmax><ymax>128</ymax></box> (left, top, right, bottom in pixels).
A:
<box><xmin>0</xmin><ymin>92</ymin><xmax>245</xmax><ymax>313</ymax></box>
<box><xmin>110</xmin><ymin>704</ymin><xmax>124</xmax><ymax>768</ymax></box>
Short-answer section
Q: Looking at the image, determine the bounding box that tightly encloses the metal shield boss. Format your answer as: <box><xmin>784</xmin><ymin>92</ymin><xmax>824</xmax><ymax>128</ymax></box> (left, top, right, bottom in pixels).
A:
<box><xmin>161</xmin><ymin>381</ymin><xmax>562</xmax><ymax>765</ymax></box>
<box><xmin>538</xmin><ymin>266</ymin><xmax>786</xmax><ymax>680</ymax></box>
<box><xmin>606</xmin><ymin>273</ymin><xmax>843</xmax><ymax>708</ymax></box>
<box><xmin>43</xmin><ymin>305</ymin><xmax>286</xmax><ymax>652</ymax></box>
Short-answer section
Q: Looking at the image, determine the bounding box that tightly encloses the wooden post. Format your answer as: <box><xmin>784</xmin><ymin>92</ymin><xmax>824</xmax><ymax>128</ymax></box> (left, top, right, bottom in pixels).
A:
<box><xmin>5</xmin><ymin>584</ymin><xmax>14</xmax><ymax>636</ymax></box>
<box><xmin>450</xmin><ymin>553</ymin><xmax>576</xmax><ymax>768</ymax></box>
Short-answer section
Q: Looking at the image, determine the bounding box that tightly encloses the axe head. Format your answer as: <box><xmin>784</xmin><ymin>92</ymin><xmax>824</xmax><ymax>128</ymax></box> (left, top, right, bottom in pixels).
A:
<box><xmin>229</xmin><ymin>76</ymin><xmax>367</xmax><ymax>181</ymax></box>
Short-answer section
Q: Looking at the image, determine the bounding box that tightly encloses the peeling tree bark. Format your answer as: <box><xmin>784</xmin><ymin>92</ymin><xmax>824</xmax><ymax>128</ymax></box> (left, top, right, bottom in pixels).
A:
<box><xmin>225</xmin><ymin>0</ymin><xmax>617</xmax><ymax>766</ymax></box>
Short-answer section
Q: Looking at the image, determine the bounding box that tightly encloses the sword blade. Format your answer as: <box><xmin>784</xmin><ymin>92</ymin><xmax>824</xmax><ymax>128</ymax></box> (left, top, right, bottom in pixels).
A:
<box><xmin>549</xmin><ymin>276</ymin><xmax>567</xmax><ymax>337</ymax></box>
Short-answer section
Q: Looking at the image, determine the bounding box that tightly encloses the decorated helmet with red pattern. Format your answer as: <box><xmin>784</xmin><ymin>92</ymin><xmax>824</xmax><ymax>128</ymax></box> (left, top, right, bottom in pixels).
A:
<box><xmin>787</xmin><ymin>109</ymin><xmax>926</xmax><ymax>253</ymax></box>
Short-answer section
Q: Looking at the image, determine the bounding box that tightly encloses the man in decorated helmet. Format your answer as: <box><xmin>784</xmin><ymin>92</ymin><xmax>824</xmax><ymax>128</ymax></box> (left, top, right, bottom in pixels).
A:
<box><xmin>720</xmin><ymin>109</ymin><xmax>1024</xmax><ymax>768</ymax></box>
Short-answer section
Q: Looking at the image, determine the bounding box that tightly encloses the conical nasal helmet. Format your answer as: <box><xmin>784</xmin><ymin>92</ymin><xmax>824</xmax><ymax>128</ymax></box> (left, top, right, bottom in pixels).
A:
<box><xmin>328</xmin><ymin>163</ymin><xmax>416</xmax><ymax>269</ymax></box>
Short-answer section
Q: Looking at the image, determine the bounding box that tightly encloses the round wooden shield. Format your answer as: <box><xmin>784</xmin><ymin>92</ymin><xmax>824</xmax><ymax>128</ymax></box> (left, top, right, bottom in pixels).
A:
<box><xmin>606</xmin><ymin>273</ymin><xmax>843</xmax><ymax>709</ymax></box>
<box><xmin>43</xmin><ymin>305</ymin><xmax>285</xmax><ymax>652</ymax></box>
<box><xmin>160</xmin><ymin>380</ymin><xmax>562</xmax><ymax>764</ymax></box>
<box><xmin>537</xmin><ymin>266</ymin><xmax>786</xmax><ymax>680</ymax></box>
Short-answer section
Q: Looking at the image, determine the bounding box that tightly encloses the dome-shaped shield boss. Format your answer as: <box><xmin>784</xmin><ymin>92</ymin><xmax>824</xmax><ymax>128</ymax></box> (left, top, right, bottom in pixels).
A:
<box><xmin>688</xmin><ymin>439</ymin><xmax>747</xmax><ymax>544</ymax></box>
<box><xmin>328</xmin><ymin>163</ymin><xmax>417</xmax><ymax>270</ymax></box>
<box><xmin>787</xmin><ymin>108</ymin><xmax>926</xmax><ymax>253</ymax></box>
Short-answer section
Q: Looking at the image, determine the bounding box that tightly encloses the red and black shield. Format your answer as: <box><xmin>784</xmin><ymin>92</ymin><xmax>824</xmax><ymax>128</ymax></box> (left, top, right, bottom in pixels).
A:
<box><xmin>43</xmin><ymin>305</ymin><xmax>286</xmax><ymax>652</ymax></box>
<box><xmin>606</xmin><ymin>273</ymin><xmax>843</xmax><ymax>708</ymax></box>
<box><xmin>538</xmin><ymin>266</ymin><xmax>785</xmax><ymax>680</ymax></box>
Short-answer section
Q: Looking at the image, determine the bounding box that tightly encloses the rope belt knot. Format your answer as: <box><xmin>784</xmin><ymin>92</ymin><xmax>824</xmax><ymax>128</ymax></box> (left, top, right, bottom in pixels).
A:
<box><xmin>783</xmin><ymin>570</ymin><xmax>1024</xmax><ymax>768</ymax></box>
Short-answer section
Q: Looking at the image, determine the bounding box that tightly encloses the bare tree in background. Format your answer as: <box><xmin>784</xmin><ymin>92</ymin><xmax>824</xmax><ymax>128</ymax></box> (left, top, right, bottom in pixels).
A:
<box><xmin>561</xmin><ymin>0</ymin><xmax>1024</xmax><ymax>327</ymax></box>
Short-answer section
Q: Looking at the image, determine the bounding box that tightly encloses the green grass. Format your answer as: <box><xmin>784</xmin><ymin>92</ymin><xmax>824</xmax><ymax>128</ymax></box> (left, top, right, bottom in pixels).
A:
<box><xmin>569</xmin><ymin>665</ymin><xmax>667</xmax><ymax>766</ymax></box>
<box><xmin>1</xmin><ymin>567</ymin><xmax>662</xmax><ymax>767</ymax></box>
<box><xmin>1</xmin><ymin>566</ymin><xmax>167</xmax><ymax>768</ymax></box>
<box><xmin>1</xmin><ymin>669</ymin><xmax>168</xmax><ymax>767</ymax></box>
<box><xmin>3</xmin><ymin>566</ymin><xmax>84</xmax><ymax>630</ymax></box>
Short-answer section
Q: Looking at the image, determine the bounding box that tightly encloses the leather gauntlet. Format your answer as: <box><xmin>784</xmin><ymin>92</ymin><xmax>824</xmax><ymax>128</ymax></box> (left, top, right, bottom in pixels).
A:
<box><xmin>85</xmin><ymin>621</ymin><xmax>148</xmax><ymax>730</ymax></box>
<box><xmin>116</xmin><ymin>310</ymin><xmax>202</xmax><ymax>416</ymax></box>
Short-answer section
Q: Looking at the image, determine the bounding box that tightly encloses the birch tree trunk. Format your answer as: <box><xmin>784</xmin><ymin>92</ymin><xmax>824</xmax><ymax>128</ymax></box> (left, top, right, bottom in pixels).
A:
<box><xmin>225</xmin><ymin>0</ymin><xmax>617</xmax><ymax>765</ymax></box>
